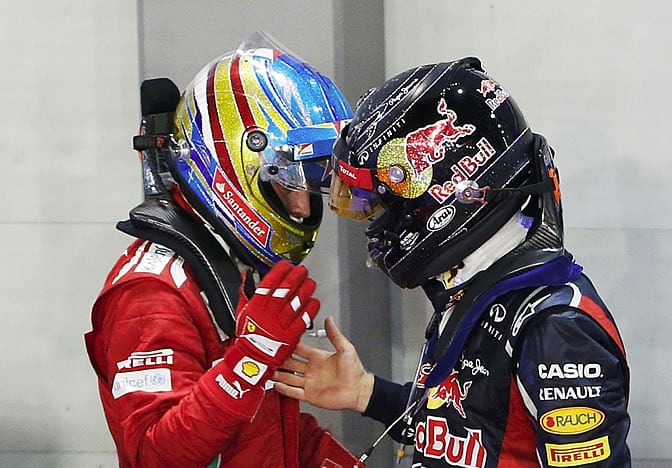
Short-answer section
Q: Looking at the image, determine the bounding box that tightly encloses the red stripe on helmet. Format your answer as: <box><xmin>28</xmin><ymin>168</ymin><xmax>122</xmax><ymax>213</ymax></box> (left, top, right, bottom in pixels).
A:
<box><xmin>230</xmin><ymin>56</ymin><xmax>256</xmax><ymax>132</ymax></box>
<box><xmin>206</xmin><ymin>59</ymin><xmax>241</xmax><ymax>191</ymax></box>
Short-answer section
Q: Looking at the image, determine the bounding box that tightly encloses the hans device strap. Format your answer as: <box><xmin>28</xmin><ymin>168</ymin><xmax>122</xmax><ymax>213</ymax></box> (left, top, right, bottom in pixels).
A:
<box><xmin>117</xmin><ymin>198</ymin><xmax>240</xmax><ymax>338</ymax></box>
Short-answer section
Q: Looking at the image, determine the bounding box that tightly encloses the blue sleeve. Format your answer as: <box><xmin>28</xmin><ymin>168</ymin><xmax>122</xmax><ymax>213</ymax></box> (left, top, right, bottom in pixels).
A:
<box><xmin>516</xmin><ymin>309</ymin><xmax>631</xmax><ymax>467</ymax></box>
<box><xmin>362</xmin><ymin>375</ymin><xmax>413</xmax><ymax>442</ymax></box>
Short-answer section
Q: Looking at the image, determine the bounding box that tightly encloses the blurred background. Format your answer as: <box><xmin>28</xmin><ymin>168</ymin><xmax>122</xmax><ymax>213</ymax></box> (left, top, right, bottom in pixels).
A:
<box><xmin>0</xmin><ymin>1</ymin><xmax>669</xmax><ymax>466</ymax></box>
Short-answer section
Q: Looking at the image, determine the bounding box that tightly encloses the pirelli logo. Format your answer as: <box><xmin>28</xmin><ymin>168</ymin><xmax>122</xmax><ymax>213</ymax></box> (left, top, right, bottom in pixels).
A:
<box><xmin>546</xmin><ymin>436</ymin><xmax>610</xmax><ymax>466</ymax></box>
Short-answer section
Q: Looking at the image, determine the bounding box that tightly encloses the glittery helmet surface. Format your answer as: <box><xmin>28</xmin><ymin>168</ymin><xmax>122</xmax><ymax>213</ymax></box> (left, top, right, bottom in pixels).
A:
<box><xmin>169</xmin><ymin>32</ymin><xmax>352</xmax><ymax>272</ymax></box>
<box><xmin>329</xmin><ymin>58</ymin><xmax>535</xmax><ymax>288</ymax></box>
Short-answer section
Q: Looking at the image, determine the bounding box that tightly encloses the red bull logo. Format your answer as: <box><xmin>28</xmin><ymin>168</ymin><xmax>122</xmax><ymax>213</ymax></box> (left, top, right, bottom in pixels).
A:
<box><xmin>478</xmin><ymin>79</ymin><xmax>497</xmax><ymax>97</ymax></box>
<box><xmin>415</xmin><ymin>417</ymin><xmax>486</xmax><ymax>467</ymax></box>
<box><xmin>477</xmin><ymin>79</ymin><xmax>510</xmax><ymax>111</ymax></box>
<box><xmin>427</xmin><ymin>370</ymin><xmax>472</xmax><ymax>418</ymax></box>
<box><xmin>427</xmin><ymin>137</ymin><xmax>497</xmax><ymax>204</ymax></box>
<box><xmin>404</xmin><ymin>98</ymin><xmax>475</xmax><ymax>176</ymax></box>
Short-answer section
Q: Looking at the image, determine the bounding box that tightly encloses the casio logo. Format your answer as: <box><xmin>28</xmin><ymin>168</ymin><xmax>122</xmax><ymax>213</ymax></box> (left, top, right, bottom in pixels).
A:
<box><xmin>538</xmin><ymin>363</ymin><xmax>602</xmax><ymax>379</ymax></box>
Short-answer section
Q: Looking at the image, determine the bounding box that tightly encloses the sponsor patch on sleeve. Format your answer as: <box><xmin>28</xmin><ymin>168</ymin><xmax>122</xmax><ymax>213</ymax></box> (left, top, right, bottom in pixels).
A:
<box><xmin>116</xmin><ymin>348</ymin><xmax>174</xmax><ymax>370</ymax></box>
<box><xmin>112</xmin><ymin>368</ymin><xmax>172</xmax><ymax>399</ymax></box>
<box><xmin>134</xmin><ymin>243</ymin><xmax>175</xmax><ymax>276</ymax></box>
<box><xmin>540</xmin><ymin>406</ymin><xmax>604</xmax><ymax>435</ymax></box>
<box><xmin>545</xmin><ymin>435</ymin><xmax>610</xmax><ymax>466</ymax></box>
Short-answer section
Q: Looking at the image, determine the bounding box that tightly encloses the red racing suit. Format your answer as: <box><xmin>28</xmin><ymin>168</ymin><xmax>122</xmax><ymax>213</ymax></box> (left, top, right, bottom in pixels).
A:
<box><xmin>85</xmin><ymin>239</ymin><xmax>355</xmax><ymax>468</ymax></box>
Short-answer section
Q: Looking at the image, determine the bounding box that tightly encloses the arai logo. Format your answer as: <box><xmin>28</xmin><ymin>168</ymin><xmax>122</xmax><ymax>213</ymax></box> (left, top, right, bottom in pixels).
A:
<box><xmin>426</xmin><ymin>205</ymin><xmax>455</xmax><ymax>232</ymax></box>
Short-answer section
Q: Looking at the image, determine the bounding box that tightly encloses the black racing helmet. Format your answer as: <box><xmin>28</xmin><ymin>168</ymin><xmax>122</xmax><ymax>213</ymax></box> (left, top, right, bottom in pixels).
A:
<box><xmin>329</xmin><ymin>58</ymin><xmax>537</xmax><ymax>288</ymax></box>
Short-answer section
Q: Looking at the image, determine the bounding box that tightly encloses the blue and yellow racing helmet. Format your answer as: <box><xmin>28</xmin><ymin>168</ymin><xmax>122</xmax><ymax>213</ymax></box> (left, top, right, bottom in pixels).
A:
<box><xmin>169</xmin><ymin>32</ymin><xmax>352</xmax><ymax>272</ymax></box>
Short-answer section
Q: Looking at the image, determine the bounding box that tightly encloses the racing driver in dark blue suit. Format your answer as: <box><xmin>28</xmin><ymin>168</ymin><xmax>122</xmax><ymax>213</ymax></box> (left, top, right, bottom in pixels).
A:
<box><xmin>274</xmin><ymin>57</ymin><xmax>631</xmax><ymax>467</ymax></box>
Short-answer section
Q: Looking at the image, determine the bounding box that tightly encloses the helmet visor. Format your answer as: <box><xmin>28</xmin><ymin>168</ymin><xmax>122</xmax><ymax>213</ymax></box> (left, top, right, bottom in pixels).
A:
<box><xmin>328</xmin><ymin>176</ymin><xmax>386</xmax><ymax>221</ymax></box>
<box><xmin>328</xmin><ymin>157</ymin><xmax>385</xmax><ymax>221</ymax></box>
<box><xmin>259</xmin><ymin>149</ymin><xmax>332</xmax><ymax>194</ymax></box>
<box><xmin>259</xmin><ymin>120</ymin><xmax>349</xmax><ymax>194</ymax></box>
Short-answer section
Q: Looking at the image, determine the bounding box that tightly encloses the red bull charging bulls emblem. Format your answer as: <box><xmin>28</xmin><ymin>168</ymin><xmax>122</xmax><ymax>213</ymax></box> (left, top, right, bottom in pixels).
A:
<box><xmin>477</xmin><ymin>79</ymin><xmax>510</xmax><ymax>112</ymax></box>
<box><xmin>404</xmin><ymin>98</ymin><xmax>475</xmax><ymax>176</ymax></box>
<box><xmin>427</xmin><ymin>370</ymin><xmax>472</xmax><ymax>418</ymax></box>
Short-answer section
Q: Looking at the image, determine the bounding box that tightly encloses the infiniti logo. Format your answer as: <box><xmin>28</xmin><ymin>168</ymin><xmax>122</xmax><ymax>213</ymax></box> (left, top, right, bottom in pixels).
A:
<box><xmin>426</xmin><ymin>205</ymin><xmax>455</xmax><ymax>231</ymax></box>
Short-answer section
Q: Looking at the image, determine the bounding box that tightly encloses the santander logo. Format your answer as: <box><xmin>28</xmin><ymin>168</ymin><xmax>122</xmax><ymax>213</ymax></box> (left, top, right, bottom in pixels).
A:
<box><xmin>212</xmin><ymin>170</ymin><xmax>271</xmax><ymax>246</ymax></box>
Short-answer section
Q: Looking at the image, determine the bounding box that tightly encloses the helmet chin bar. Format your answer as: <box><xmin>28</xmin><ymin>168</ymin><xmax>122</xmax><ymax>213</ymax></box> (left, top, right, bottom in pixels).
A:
<box><xmin>401</xmin><ymin>195</ymin><xmax>523</xmax><ymax>289</ymax></box>
<box><xmin>365</xmin><ymin>202</ymin><xmax>415</xmax><ymax>279</ymax></box>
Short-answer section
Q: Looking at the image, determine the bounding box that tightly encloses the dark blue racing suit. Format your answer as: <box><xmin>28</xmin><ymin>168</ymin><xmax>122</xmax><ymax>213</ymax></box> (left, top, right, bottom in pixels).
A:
<box><xmin>364</xmin><ymin>254</ymin><xmax>630</xmax><ymax>467</ymax></box>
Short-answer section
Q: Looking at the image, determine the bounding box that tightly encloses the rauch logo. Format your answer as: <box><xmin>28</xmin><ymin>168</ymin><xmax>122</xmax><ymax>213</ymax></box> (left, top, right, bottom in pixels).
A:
<box><xmin>541</xmin><ymin>406</ymin><xmax>604</xmax><ymax>435</ymax></box>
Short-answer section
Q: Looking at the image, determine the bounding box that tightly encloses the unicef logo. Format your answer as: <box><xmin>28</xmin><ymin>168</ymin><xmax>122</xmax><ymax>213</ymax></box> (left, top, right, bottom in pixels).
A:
<box><xmin>150</xmin><ymin>373</ymin><xmax>166</xmax><ymax>385</ymax></box>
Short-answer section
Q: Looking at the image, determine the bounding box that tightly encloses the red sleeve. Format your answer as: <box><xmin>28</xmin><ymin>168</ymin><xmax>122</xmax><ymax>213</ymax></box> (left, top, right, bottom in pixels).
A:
<box><xmin>91</xmin><ymin>278</ymin><xmax>265</xmax><ymax>468</ymax></box>
<box><xmin>298</xmin><ymin>412</ymin><xmax>365</xmax><ymax>467</ymax></box>
<box><xmin>298</xmin><ymin>411</ymin><xmax>324</xmax><ymax>464</ymax></box>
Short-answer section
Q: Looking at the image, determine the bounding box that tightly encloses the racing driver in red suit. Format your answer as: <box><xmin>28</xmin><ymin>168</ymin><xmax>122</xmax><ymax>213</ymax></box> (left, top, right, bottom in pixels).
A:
<box><xmin>85</xmin><ymin>33</ymin><xmax>362</xmax><ymax>468</ymax></box>
<box><xmin>274</xmin><ymin>58</ymin><xmax>631</xmax><ymax>467</ymax></box>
